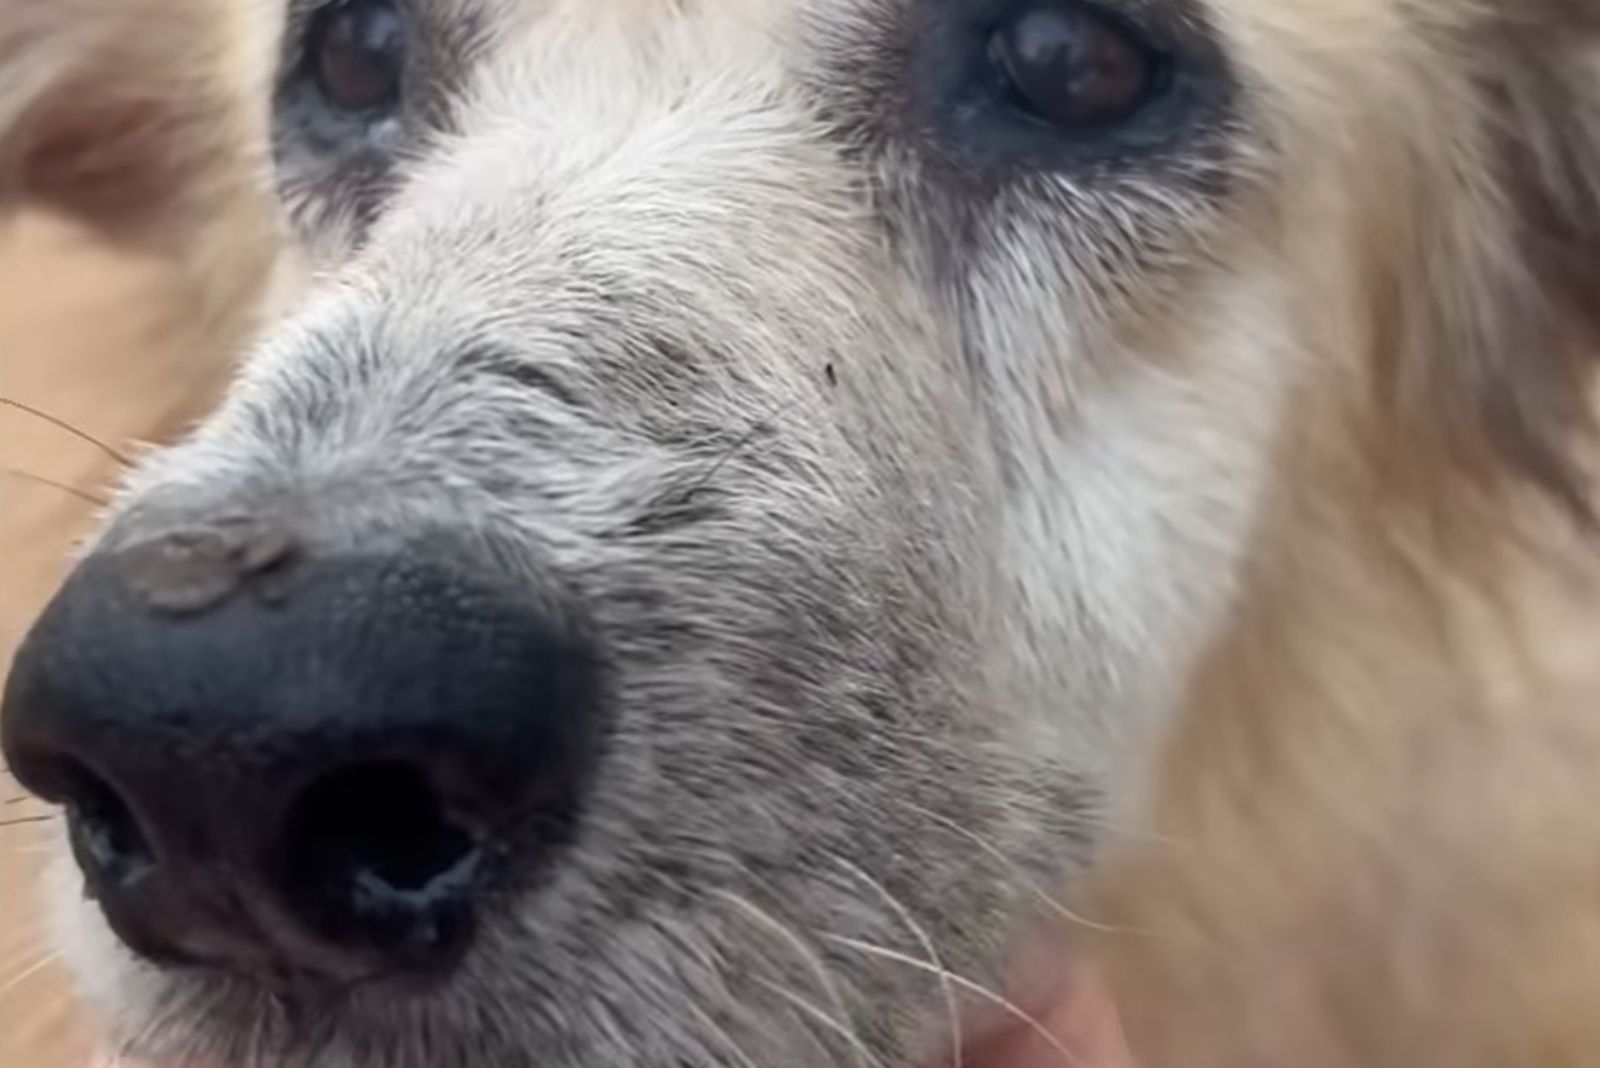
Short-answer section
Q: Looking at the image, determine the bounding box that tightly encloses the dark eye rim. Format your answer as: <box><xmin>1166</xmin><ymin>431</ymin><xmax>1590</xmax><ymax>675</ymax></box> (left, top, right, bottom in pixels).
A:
<box><xmin>270</xmin><ymin>0</ymin><xmax>410</xmax><ymax>249</ymax></box>
<box><xmin>274</xmin><ymin>0</ymin><xmax>409</xmax><ymax>166</ymax></box>
<box><xmin>904</xmin><ymin>0</ymin><xmax>1237</xmax><ymax>178</ymax></box>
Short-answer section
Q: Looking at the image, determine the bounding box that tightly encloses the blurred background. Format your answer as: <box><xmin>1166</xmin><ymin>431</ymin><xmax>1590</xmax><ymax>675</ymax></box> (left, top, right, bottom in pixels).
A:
<box><xmin>1</xmin><ymin>211</ymin><xmax>233</xmax><ymax>1068</ymax></box>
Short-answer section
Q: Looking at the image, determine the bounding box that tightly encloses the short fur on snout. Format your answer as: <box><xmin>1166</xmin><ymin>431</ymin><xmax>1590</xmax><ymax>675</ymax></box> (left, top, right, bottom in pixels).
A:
<box><xmin>5</xmin><ymin>2</ymin><xmax>1600</xmax><ymax>1068</ymax></box>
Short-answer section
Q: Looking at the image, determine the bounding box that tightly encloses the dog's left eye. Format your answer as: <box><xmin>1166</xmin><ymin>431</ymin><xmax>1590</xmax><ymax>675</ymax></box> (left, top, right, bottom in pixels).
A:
<box><xmin>309</xmin><ymin>0</ymin><xmax>407</xmax><ymax>115</ymax></box>
<box><xmin>988</xmin><ymin>3</ymin><xmax>1163</xmax><ymax>129</ymax></box>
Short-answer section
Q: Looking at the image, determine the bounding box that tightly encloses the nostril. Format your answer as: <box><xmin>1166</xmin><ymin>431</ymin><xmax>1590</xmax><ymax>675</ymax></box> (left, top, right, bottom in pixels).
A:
<box><xmin>287</xmin><ymin>761</ymin><xmax>478</xmax><ymax>892</ymax></box>
<box><xmin>282</xmin><ymin>762</ymin><xmax>481</xmax><ymax>966</ymax></box>
<box><xmin>4</xmin><ymin>538</ymin><xmax>602</xmax><ymax>985</ymax></box>
<box><xmin>60</xmin><ymin>761</ymin><xmax>156</xmax><ymax>893</ymax></box>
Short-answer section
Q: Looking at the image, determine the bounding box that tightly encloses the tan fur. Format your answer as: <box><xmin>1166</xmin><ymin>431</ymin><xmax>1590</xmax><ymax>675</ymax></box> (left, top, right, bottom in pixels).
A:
<box><xmin>2</xmin><ymin>2</ymin><xmax>1599</xmax><ymax>1067</ymax></box>
<box><xmin>1090</xmin><ymin>477</ymin><xmax>1600</xmax><ymax>1067</ymax></box>
<box><xmin>1088</xmin><ymin>4</ymin><xmax>1600</xmax><ymax>1062</ymax></box>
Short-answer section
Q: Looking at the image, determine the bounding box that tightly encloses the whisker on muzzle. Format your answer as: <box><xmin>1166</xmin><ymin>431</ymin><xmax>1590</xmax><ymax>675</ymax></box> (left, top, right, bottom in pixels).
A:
<box><xmin>822</xmin><ymin>935</ymin><xmax>1090</xmax><ymax>1068</ymax></box>
<box><xmin>831</xmin><ymin>856</ymin><xmax>965</xmax><ymax>1068</ymax></box>
<box><xmin>710</xmin><ymin>886</ymin><xmax>875</xmax><ymax>1068</ymax></box>
<box><xmin>684</xmin><ymin>397</ymin><xmax>803</xmax><ymax>500</ymax></box>
<box><xmin>1</xmin><ymin>465</ymin><xmax>113</xmax><ymax>507</ymax></box>
<box><xmin>751</xmin><ymin>976</ymin><xmax>892</xmax><ymax>1068</ymax></box>
<box><xmin>0</xmin><ymin>397</ymin><xmax>135</xmax><ymax>468</ymax></box>
<box><xmin>675</xmin><ymin>992</ymin><xmax>767</xmax><ymax>1068</ymax></box>
<box><xmin>900</xmin><ymin>800</ymin><xmax>1195</xmax><ymax>945</ymax></box>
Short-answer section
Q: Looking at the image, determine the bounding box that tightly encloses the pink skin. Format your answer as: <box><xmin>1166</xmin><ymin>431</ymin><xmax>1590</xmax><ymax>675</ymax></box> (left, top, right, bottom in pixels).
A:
<box><xmin>951</xmin><ymin>959</ymin><xmax>1136</xmax><ymax>1068</ymax></box>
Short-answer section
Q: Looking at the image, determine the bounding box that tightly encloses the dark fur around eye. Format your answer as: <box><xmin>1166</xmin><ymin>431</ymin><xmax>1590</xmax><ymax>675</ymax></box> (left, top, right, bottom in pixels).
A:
<box><xmin>907</xmin><ymin>0</ymin><xmax>1236</xmax><ymax>177</ymax></box>
<box><xmin>278</xmin><ymin>0</ymin><xmax>407</xmax><ymax>157</ymax></box>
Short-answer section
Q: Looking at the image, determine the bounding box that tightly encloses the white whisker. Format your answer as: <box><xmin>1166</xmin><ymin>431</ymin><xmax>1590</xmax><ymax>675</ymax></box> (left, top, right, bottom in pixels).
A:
<box><xmin>832</xmin><ymin>856</ymin><xmax>964</xmax><ymax>1068</ymax></box>
<box><xmin>753</xmin><ymin>976</ymin><xmax>891</xmax><ymax>1068</ymax></box>
<box><xmin>901</xmin><ymin>799</ymin><xmax>1192</xmax><ymax>943</ymax></box>
<box><xmin>823</xmin><ymin>934</ymin><xmax>1087</xmax><ymax>1068</ymax></box>
<box><xmin>711</xmin><ymin>888</ymin><xmax>872</xmax><ymax>1068</ymax></box>
<box><xmin>678</xmin><ymin>994</ymin><xmax>765</xmax><ymax>1068</ymax></box>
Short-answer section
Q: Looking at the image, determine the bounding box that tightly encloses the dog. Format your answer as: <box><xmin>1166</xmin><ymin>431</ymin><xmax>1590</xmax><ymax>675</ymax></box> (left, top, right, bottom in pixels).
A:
<box><xmin>1</xmin><ymin>2</ymin><xmax>1597</xmax><ymax>1068</ymax></box>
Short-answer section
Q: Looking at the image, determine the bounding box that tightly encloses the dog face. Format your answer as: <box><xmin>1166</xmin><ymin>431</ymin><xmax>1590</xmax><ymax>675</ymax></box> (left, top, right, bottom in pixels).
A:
<box><xmin>4</xmin><ymin>2</ymin><xmax>1596</xmax><ymax>1068</ymax></box>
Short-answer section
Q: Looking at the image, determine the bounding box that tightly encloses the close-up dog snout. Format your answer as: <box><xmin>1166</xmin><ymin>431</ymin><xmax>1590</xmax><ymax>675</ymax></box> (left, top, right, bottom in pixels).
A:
<box><xmin>0</xmin><ymin>519</ymin><xmax>604</xmax><ymax>989</ymax></box>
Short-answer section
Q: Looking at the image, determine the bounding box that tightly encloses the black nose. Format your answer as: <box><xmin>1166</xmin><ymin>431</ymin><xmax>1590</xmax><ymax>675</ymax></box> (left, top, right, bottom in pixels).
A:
<box><xmin>1</xmin><ymin>520</ymin><xmax>602</xmax><ymax>988</ymax></box>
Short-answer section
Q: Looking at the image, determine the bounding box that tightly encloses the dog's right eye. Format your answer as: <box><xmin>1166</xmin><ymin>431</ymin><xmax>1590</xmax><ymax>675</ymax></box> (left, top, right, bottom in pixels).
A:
<box><xmin>308</xmin><ymin>0</ymin><xmax>406</xmax><ymax>115</ymax></box>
